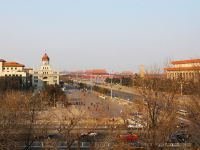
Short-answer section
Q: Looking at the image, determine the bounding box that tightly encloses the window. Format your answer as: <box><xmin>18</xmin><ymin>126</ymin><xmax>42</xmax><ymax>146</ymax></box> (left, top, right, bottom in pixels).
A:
<box><xmin>43</xmin><ymin>77</ymin><xmax>48</xmax><ymax>80</ymax></box>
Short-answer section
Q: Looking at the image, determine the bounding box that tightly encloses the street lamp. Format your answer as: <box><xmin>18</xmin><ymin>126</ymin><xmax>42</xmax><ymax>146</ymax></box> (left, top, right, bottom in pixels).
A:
<box><xmin>110</xmin><ymin>72</ymin><xmax>113</xmax><ymax>99</ymax></box>
<box><xmin>180</xmin><ymin>82</ymin><xmax>183</xmax><ymax>96</ymax></box>
<box><xmin>111</xmin><ymin>78</ymin><xmax>113</xmax><ymax>99</ymax></box>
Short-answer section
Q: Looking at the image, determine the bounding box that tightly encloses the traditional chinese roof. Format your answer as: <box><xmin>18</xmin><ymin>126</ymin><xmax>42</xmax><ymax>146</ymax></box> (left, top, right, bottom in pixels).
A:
<box><xmin>164</xmin><ymin>67</ymin><xmax>200</xmax><ymax>71</ymax></box>
<box><xmin>171</xmin><ymin>59</ymin><xmax>200</xmax><ymax>65</ymax></box>
<box><xmin>3</xmin><ymin>62</ymin><xmax>25</xmax><ymax>67</ymax></box>
<box><xmin>85</xmin><ymin>69</ymin><xmax>108</xmax><ymax>75</ymax></box>
<box><xmin>42</xmin><ymin>53</ymin><xmax>50</xmax><ymax>61</ymax></box>
<box><xmin>120</xmin><ymin>71</ymin><xmax>134</xmax><ymax>75</ymax></box>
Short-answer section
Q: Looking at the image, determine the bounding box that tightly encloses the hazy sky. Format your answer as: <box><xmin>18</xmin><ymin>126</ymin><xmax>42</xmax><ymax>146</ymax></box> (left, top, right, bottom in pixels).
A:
<box><xmin>0</xmin><ymin>0</ymin><xmax>200</xmax><ymax>72</ymax></box>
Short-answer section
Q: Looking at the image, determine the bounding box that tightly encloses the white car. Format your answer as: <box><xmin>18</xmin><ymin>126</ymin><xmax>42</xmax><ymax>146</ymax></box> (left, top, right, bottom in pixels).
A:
<box><xmin>81</xmin><ymin>132</ymin><xmax>97</xmax><ymax>137</ymax></box>
<box><xmin>88</xmin><ymin>132</ymin><xmax>97</xmax><ymax>136</ymax></box>
<box><xmin>128</xmin><ymin>123</ymin><xmax>144</xmax><ymax>129</ymax></box>
<box><xmin>127</xmin><ymin>119</ymin><xmax>146</xmax><ymax>129</ymax></box>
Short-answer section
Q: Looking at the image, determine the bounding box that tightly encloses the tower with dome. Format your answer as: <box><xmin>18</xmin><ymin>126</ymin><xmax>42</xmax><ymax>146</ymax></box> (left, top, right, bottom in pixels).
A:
<box><xmin>32</xmin><ymin>53</ymin><xmax>59</xmax><ymax>88</ymax></box>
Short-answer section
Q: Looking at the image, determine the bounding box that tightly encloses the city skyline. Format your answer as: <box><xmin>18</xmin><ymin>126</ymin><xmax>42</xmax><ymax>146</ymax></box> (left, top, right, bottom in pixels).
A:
<box><xmin>0</xmin><ymin>0</ymin><xmax>200</xmax><ymax>72</ymax></box>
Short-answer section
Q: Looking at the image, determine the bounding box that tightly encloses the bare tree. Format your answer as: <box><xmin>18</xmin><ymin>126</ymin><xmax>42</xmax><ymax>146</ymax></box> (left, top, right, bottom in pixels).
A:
<box><xmin>184</xmin><ymin>71</ymin><xmax>200</xmax><ymax>148</ymax></box>
<box><xmin>0</xmin><ymin>91</ymin><xmax>32</xmax><ymax>149</ymax></box>
<box><xmin>133</xmin><ymin>68</ymin><xmax>180</xmax><ymax>150</ymax></box>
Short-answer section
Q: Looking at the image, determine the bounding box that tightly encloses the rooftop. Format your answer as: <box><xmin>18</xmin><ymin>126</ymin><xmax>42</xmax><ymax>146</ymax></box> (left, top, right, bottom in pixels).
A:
<box><xmin>85</xmin><ymin>69</ymin><xmax>108</xmax><ymax>75</ymax></box>
<box><xmin>164</xmin><ymin>66</ymin><xmax>200</xmax><ymax>71</ymax></box>
<box><xmin>3</xmin><ymin>62</ymin><xmax>25</xmax><ymax>67</ymax></box>
<box><xmin>171</xmin><ymin>59</ymin><xmax>200</xmax><ymax>65</ymax></box>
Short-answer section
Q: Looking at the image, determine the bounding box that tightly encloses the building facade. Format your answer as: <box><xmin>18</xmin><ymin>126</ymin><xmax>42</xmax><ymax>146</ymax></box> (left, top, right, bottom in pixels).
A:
<box><xmin>0</xmin><ymin>59</ymin><xmax>27</xmax><ymax>77</ymax></box>
<box><xmin>0</xmin><ymin>59</ymin><xmax>33</xmax><ymax>86</ymax></box>
<box><xmin>164</xmin><ymin>59</ymin><xmax>200</xmax><ymax>81</ymax></box>
<box><xmin>32</xmin><ymin>53</ymin><xmax>59</xmax><ymax>88</ymax></box>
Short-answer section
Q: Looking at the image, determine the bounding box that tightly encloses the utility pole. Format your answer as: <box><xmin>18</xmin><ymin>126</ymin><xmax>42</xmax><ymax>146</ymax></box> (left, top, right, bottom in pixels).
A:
<box><xmin>181</xmin><ymin>82</ymin><xmax>183</xmax><ymax>96</ymax></box>
<box><xmin>54</xmin><ymin>93</ymin><xmax>56</xmax><ymax>107</ymax></box>
<box><xmin>90</xmin><ymin>77</ymin><xmax>93</xmax><ymax>92</ymax></box>
<box><xmin>110</xmin><ymin>72</ymin><xmax>113</xmax><ymax>99</ymax></box>
<box><xmin>120</xmin><ymin>77</ymin><xmax>122</xmax><ymax>86</ymax></box>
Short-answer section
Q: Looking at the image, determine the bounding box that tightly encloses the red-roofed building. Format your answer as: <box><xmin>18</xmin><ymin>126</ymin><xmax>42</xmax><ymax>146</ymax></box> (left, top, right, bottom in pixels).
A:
<box><xmin>0</xmin><ymin>58</ymin><xmax>33</xmax><ymax>86</ymax></box>
<box><xmin>32</xmin><ymin>53</ymin><xmax>59</xmax><ymax>88</ymax></box>
<box><xmin>3</xmin><ymin>62</ymin><xmax>25</xmax><ymax>67</ymax></box>
<box><xmin>0</xmin><ymin>59</ymin><xmax>27</xmax><ymax>77</ymax></box>
<box><xmin>164</xmin><ymin>59</ymin><xmax>200</xmax><ymax>81</ymax></box>
<box><xmin>85</xmin><ymin>69</ymin><xmax>108</xmax><ymax>75</ymax></box>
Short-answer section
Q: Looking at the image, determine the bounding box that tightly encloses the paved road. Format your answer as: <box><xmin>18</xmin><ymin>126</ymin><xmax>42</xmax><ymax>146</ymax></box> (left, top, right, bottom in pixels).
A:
<box><xmin>67</xmin><ymin>90</ymin><xmax>125</xmax><ymax>118</ymax></box>
<box><xmin>70</xmin><ymin>81</ymin><xmax>142</xmax><ymax>102</ymax></box>
<box><xmin>73</xmin><ymin>80</ymin><xmax>140</xmax><ymax>96</ymax></box>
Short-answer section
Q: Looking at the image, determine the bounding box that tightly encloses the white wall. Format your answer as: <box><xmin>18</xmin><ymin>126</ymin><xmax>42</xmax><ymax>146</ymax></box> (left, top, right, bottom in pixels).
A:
<box><xmin>0</xmin><ymin>62</ymin><xmax>2</xmax><ymax>73</ymax></box>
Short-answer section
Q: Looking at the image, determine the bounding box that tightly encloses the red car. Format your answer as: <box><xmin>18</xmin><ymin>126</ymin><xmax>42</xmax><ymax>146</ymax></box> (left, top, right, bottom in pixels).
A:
<box><xmin>119</xmin><ymin>133</ymin><xmax>139</xmax><ymax>142</ymax></box>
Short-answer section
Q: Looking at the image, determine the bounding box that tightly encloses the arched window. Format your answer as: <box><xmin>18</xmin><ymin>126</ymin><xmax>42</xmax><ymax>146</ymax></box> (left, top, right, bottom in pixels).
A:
<box><xmin>43</xmin><ymin>77</ymin><xmax>48</xmax><ymax>80</ymax></box>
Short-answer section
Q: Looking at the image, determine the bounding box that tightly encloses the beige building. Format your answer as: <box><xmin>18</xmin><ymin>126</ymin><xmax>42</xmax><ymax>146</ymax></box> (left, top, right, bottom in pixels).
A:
<box><xmin>32</xmin><ymin>53</ymin><xmax>59</xmax><ymax>88</ymax></box>
<box><xmin>164</xmin><ymin>59</ymin><xmax>200</xmax><ymax>81</ymax></box>
<box><xmin>0</xmin><ymin>59</ymin><xmax>27</xmax><ymax>77</ymax></box>
<box><xmin>139</xmin><ymin>64</ymin><xmax>145</xmax><ymax>78</ymax></box>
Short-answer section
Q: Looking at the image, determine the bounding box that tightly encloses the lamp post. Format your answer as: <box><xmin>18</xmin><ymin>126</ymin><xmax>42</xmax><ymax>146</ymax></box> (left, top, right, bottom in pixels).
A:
<box><xmin>180</xmin><ymin>82</ymin><xmax>183</xmax><ymax>96</ymax></box>
<box><xmin>111</xmin><ymin>77</ymin><xmax>113</xmax><ymax>99</ymax></box>
<box><xmin>90</xmin><ymin>77</ymin><xmax>93</xmax><ymax>92</ymax></box>
<box><xmin>110</xmin><ymin>72</ymin><xmax>113</xmax><ymax>99</ymax></box>
<box><xmin>53</xmin><ymin>93</ymin><xmax>56</xmax><ymax>107</ymax></box>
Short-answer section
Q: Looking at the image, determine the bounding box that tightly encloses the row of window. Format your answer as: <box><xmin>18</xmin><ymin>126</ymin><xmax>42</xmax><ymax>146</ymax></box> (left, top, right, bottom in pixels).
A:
<box><xmin>43</xmin><ymin>67</ymin><xmax>49</xmax><ymax>69</ymax></box>
<box><xmin>43</xmin><ymin>72</ymin><xmax>49</xmax><ymax>74</ymax></box>
<box><xmin>34</xmin><ymin>76</ymin><xmax>57</xmax><ymax>79</ymax></box>
<box><xmin>34</xmin><ymin>76</ymin><xmax>38</xmax><ymax>79</ymax></box>
<box><xmin>5</xmin><ymin>74</ymin><xmax>22</xmax><ymax>77</ymax></box>
<box><xmin>168</xmin><ymin>72</ymin><xmax>199</xmax><ymax>80</ymax></box>
<box><xmin>3</xmin><ymin>67</ymin><xmax>18</xmax><ymax>70</ymax></box>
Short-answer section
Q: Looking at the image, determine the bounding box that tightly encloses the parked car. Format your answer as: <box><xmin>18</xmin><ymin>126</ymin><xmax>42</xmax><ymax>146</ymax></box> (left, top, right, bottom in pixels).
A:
<box><xmin>119</xmin><ymin>133</ymin><xmax>139</xmax><ymax>142</ymax></box>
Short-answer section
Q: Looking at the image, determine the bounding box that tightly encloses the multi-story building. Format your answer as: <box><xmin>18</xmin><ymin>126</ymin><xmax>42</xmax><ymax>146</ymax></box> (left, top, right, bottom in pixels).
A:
<box><xmin>164</xmin><ymin>59</ymin><xmax>200</xmax><ymax>81</ymax></box>
<box><xmin>32</xmin><ymin>53</ymin><xmax>59</xmax><ymax>88</ymax></box>
<box><xmin>0</xmin><ymin>58</ymin><xmax>27</xmax><ymax>76</ymax></box>
<box><xmin>0</xmin><ymin>59</ymin><xmax>33</xmax><ymax>86</ymax></box>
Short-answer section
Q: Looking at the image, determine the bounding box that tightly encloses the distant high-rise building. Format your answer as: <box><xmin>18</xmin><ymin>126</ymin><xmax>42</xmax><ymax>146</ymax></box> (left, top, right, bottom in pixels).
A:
<box><xmin>139</xmin><ymin>64</ymin><xmax>145</xmax><ymax>78</ymax></box>
<box><xmin>32</xmin><ymin>53</ymin><xmax>59</xmax><ymax>88</ymax></box>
